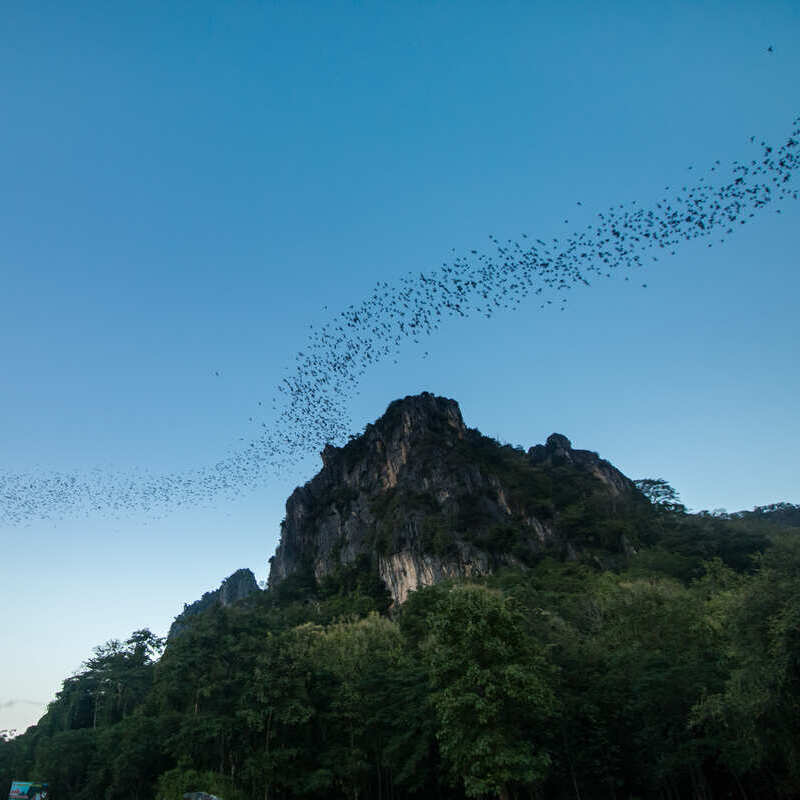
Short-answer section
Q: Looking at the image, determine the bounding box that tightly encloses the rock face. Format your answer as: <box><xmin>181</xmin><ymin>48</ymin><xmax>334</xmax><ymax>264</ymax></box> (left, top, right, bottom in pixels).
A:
<box><xmin>528</xmin><ymin>432</ymin><xmax>632</xmax><ymax>498</ymax></box>
<box><xmin>168</xmin><ymin>568</ymin><xmax>259</xmax><ymax>639</ymax></box>
<box><xmin>268</xmin><ymin>392</ymin><xmax>636</xmax><ymax>605</ymax></box>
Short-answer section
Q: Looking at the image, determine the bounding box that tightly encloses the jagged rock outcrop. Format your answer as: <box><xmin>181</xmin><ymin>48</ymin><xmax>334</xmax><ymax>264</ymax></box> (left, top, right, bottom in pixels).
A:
<box><xmin>168</xmin><ymin>568</ymin><xmax>259</xmax><ymax>639</ymax></box>
<box><xmin>528</xmin><ymin>432</ymin><xmax>632</xmax><ymax>497</ymax></box>
<box><xmin>268</xmin><ymin>392</ymin><xmax>638</xmax><ymax>605</ymax></box>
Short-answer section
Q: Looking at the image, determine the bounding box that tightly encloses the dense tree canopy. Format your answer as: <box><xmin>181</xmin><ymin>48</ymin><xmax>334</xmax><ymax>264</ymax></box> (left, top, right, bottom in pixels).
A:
<box><xmin>2</xmin><ymin>501</ymin><xmax>799</xmax><ymax>800</ymax></box>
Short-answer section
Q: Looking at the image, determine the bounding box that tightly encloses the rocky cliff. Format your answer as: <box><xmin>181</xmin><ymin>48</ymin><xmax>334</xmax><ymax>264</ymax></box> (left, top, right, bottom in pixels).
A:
<box><xmin>268</xmin><ymin>392</ymin><xmax>638</xmax><ymax>604</ymax></box>
<box><xmin>168</xmin><ymin>568</ymin><xmax>259</xmax><ymax>639</ymax></box>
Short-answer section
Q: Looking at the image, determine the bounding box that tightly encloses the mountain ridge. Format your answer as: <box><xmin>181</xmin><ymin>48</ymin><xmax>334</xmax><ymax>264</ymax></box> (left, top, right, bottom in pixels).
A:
<box><xmin>170</xmin><ymin>393</ymin><xmax>799</xmax><ymax>625</ymax></box>
<box><xmin>268</xmin><ymin>392</ymin><xmax>641</xmax><ymax>604</ymax></box>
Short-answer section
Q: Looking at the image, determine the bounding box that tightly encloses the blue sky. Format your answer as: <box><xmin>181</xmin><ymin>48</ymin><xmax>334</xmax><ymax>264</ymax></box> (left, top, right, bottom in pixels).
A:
<box><xmin>2</xmin><ymin>0</ymin><xmax>798</xmax><ymax>733</ymax></box>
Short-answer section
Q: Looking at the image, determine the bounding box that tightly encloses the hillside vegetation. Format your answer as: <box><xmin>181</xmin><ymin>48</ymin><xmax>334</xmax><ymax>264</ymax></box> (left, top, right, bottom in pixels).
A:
<box><xmin>2</xmin><ymin>498</ymin><xmax>799</xmax><ymax>800</ymax></box>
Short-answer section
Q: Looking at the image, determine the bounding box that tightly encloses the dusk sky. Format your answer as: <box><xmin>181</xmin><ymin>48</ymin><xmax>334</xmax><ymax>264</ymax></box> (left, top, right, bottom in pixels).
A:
<box><xmin>2</xmin><ymin>0</ymin><xmax>798</xmax><ymax>734</ymax></box>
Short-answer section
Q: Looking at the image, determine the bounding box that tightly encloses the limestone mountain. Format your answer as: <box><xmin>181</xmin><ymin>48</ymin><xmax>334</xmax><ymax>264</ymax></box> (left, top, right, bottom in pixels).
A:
<box><xmin>168</xmin><ymin>567</ymin><xmax>259</xmax><ymax>639</ymax></box>
<box><xmin>268</xmin><ymin>392</ymin><xmax>644</xmax><ymax>604</ymax></box>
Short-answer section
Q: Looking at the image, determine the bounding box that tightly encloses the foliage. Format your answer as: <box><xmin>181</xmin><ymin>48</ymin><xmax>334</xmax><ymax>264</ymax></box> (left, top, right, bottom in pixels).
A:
<box><xmin>634</xmin><ymin>477</ymin><xmax>686</xmax><ymax>511</ymax></box>
<box><xmin>2</xmin><ymin>499</ymin><xmax>798</xmax><ymax>800</ymax></box>
<box><xmin>317</xmin><ymin>553</ymin><xmax>392</xmax><ymax>612</ymax></box>
<box><xmin>156</xmin><ymin>767</ymin><xmax>245</xmax><ymax>800</ymax></box>
<box><xmin>424</xmin><ymin>585</ymin><xmax>556</xmax><ymax>798</ymax></box>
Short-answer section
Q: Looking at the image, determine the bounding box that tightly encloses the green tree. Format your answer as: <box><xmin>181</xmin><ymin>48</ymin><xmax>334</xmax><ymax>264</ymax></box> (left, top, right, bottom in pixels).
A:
<box><xmin>32</xmin><ymin>728</ymin><xmax>98</xmax><ymax>799</ymax></box>
<box><xmin>155</xmin><ymin>766</ymin><xmax>245</xmax><ymax>800</ymax></box>
<box><xmin>311</xmin><ymin>613</ymin><xmax>404</xmax><ymax>800</ymax></box>
<box><xmin>574</xmin><ymin>574</ymin><xmax>725</xmax><ymax>798</ymax></box>
<box><xmin>691</xmin><ymin>535</ymin><xmax>800</xmax><ymax>797</ymax></box>
<box><xmin>425</xmin><ymin>584</ymin><xmax>557</xmax><ymax>799</ymax></box>
<box><xmin>634</xmin><ymin>477</ymin><xmax>686</xmax><ymax>512</ymax></box>
<box><xmin>238</xmin><ymin>625</ymin><xmax>319</xmax><ymax>800</ymax></box>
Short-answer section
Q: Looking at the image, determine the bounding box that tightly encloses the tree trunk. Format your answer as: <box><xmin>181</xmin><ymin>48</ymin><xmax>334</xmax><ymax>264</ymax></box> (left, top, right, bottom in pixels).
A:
<box><xmin>265</xmin><ymin>709</ymin><xmax>273</xmax><ymax>800</ymax></box>
<box><xmin>732</xmin><ymin>771</ymin><xmax>748</xmax><ymax>800</ymax></box>
<box><xmin>561</xmin><ymin>724</ymin><xmax>582</xmax><ymax>800</ymax></box>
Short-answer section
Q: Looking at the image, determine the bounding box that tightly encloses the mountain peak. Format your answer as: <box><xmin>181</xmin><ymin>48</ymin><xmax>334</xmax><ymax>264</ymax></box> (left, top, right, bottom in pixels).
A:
<box><xmin>168</xmin><ymin>568</ymin><xmax>258</xmax><ymax>639</ymax></box>
<box><xmin>269</xmin><ymin>394</ymin><xmax>635</xmax><ymax>604</ymax></box>
<box><xmin>321</xmin><ymin>392</ymin><xmax>465</xmax><ymax>469</ymax></box>
<box><xmin>377</xmin><ymin>392</ymin><xmax>466</xmax><ymax>435</ymax></box>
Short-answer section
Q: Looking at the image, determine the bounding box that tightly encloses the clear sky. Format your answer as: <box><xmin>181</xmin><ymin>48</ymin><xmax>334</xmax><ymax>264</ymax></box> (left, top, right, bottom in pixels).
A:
<box><xmin>2</xmin><ymin>0</ymin><xmax>798</xmax><ymax>734</ymax></box>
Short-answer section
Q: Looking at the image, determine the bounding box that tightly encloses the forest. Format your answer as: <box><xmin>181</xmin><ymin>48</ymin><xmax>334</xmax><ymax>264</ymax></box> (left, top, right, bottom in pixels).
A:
<box><xmin>2</xmin><ymin>499</ymin><xmax>799</xmax><ymax>800</ymax></box>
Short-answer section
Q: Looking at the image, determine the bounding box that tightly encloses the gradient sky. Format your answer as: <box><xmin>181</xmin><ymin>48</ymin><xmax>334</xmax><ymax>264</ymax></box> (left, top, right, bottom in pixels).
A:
<box><xmin>2</xmin><ymin>0</ymin><xmax>799</xmax><ymax>734</ymax></box>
